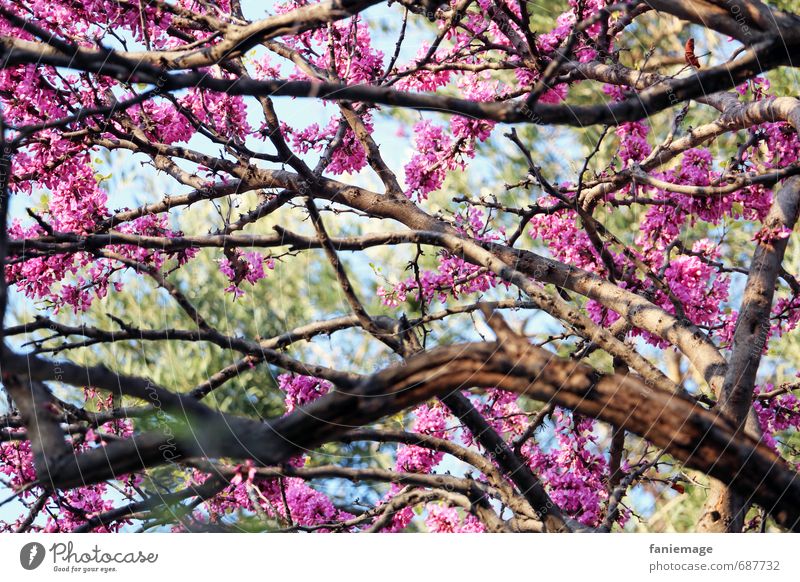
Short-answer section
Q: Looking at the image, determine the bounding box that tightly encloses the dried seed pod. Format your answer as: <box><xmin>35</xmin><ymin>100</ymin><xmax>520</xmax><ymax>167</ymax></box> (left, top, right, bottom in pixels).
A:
<box><xmin>685</xmin><ymin>38</ymin><xmax>701</xmax><ymax>68</ymax></box>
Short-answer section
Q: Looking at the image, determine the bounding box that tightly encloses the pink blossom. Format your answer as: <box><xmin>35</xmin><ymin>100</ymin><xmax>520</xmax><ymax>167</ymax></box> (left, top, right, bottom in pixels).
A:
<box><xmin>425</xmin><ymin>504</ymin><xmax>485</xmax><ymax>533</ymax></box>
<box><xmin>277</xmin><ymin>374</ymin><xmax>332</xmax><ymax>413</ymax></box>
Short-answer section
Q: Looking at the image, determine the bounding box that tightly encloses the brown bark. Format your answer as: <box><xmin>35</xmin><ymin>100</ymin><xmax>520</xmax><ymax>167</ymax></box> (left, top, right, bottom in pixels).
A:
<box><xmin>8</xmin><ymin>321</ymin><xmax>800</xmax><ymax>530</ymax></box>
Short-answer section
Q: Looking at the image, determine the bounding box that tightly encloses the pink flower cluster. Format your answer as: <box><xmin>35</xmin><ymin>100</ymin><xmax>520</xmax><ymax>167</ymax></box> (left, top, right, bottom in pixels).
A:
<box><xmin>129</xmin><ymin>100</ymin><xmax>193</xmax><ymax>145</ymax></box>
<box><xmin>276</xmin><ymin>374</ymin><xmax>332</xmax><ymax>413</ymax></box>
<box><xmin>521</xmin><ymin>409</ymin><xmax>619</xmax><ymax>526</ymax></box>
<box><xmin>424</xmin><ymin>504</ymin><xmax>485</xmax><ymax>533</ymax></box>
<box><xmin>379</xmin><ymin>208</ymin><xmax>502</xmax><ymax>307</ymax></box>
<box><xmin>462</xmin><ymin>389</ymin><xmax>528</xmax><ymax>447</ymax></box>
<box><xmin>535</xmin><ymin>0</ymin><xmax>609</xmax><ymax>62</ymax></box>
<box><xmin>287</xmin><ymin>114</ymin><xmax>371</xmax><ymax>176</ymax></box>
<box><xmin>395</xmin><ymin>45</ymin><xmax>452</xmax><ymax>92</ymax></box>
<box><xmin>395</xmin><ymin>403</ymin><xmax>449</xmax><ymax>473</ymax></box>
<box><xmin>403</xmin><ymin>75</ymin><xmax>498</xmax><ymax>200</ymax></box>
<box><xmin>199</xmin><ymin>462</ymin><xmax>352</xmax><ymax>530</ymax></box>
<box><xmin>378</xmin><ymin>252</ymin><xmax>498</xmax><ymax>308</ymax></box>
<box><xmin>529</xmin><ymin>204</ymin><xmax>612</xmax><ymax>275</ymax></box>
<box><xmin>181</xmin><ymin>82</ymin><xmax>251</xmax><ymax>141</ymax></box>
<box><xmin>661</xmin><ymin>240</ymin><xmax>730</xmax><ymax>330</ymax></box>
<box><xmin>404</xmin><ymin>120</ymin><xmax>464</xmax><ymax>200</ymax></box>
<box><xmin>382</xmin><ymin>402</ymin><xmax>450</xmax><ymax>531</ymax></box>
<box><xmin>0</xmin><ymin>389</ymin><xmax>139</xmax><ymax>532</ymax></box>
<box><xmin>219</xmin><ymin>251</ymin><xmax>275</xmax><ymax>296</ymax></box>
<box><xmin>753</xmin><ymin>385</ymin><xmax>800</xmax><ymax>453</ymax></box>
<box><xmin>6</xmin><ymin>212</ymin><xmax>196</xmax><ymax>314</ymax></box>
<box><xmin>753</xmin><ymin>225</ymin><xmax>793</xmax><ymax>245</ymax></box>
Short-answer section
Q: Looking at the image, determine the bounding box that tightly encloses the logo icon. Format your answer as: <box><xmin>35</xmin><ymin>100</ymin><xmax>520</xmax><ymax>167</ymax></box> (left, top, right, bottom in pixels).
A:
<box><xmin>19</xmin><ymin>542</ymin><xmax>45</xmax><ymax>570</ymax></box>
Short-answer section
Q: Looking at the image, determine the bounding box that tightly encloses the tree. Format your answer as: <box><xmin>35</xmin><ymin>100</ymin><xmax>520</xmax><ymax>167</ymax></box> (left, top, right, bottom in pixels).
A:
<box><xmin>1</xmin><ymin>0</ymin><xmax>800</xmax><ymax>533</ymax></box>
